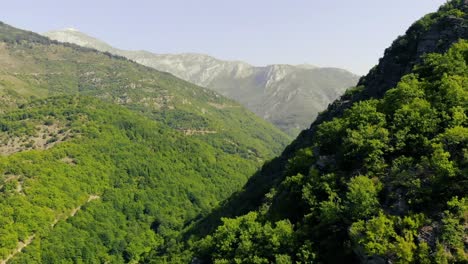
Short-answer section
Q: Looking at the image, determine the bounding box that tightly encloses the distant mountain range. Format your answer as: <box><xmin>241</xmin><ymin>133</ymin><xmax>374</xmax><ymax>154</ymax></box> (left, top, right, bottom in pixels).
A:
<box><xmin>44</xmin><ymin>29</ymin><xmax>359</xmax><ymax>135</ymax></box>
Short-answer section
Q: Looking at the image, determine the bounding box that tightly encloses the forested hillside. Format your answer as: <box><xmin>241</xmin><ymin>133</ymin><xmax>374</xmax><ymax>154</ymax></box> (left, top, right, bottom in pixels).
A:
<box><xmin>0</xmin><ymin>22</ymin><xmax>290</xmax><ymax>263</ymax></box>
<box><xmin>0</xmin><ymin>96</ymin><xmax>262</xmax><ymax>262</ymax></box>
<box><xmin>0</xmin><ymin>21</ymin><xmax>289</xmax><ymax>155</ymax></box>
<box><xmin>185</xmin><ymin>1</ymin><xmax>468</xmax><ymax>263</ymax></box>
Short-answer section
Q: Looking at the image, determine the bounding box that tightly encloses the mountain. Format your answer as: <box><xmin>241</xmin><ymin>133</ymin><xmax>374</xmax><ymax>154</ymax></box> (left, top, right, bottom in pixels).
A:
<box><xmin>43</xmin><ymin>30</ymin><xmax>359</xmax><ymax>136</ymax></box>
<box><xmin>0</xmin><ymin>21</ymin><xmax>290</xmax><ymax>263</ymax></box>
<box><xmin>181</xmin><ymin>1</ymin><xmax>468</xmax><ymax>263</ymax></box>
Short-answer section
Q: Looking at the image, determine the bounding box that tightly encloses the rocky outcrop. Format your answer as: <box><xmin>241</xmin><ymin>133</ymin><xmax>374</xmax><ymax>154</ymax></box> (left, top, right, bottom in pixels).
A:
<box><xmin>359</xmin><ymin>15</ymin><xmax>468</xmax><ymax>99</ymax></box>
<box><xmin>312</xmin><ymin>3</ymin><xmax>468</xmax><ymax>129</ymax></box>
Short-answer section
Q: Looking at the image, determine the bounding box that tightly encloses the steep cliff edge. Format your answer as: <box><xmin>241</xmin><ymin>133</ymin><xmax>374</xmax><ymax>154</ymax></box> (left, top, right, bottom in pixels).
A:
<box><xmin>182</xmin><ymin>2</ymin><xmax>468</xmax><ymax>263</ymax></box>
<box><xmin>315</xmin><ymin>1</ymin><xmax>468</xmax><ymax>126</ymax></box>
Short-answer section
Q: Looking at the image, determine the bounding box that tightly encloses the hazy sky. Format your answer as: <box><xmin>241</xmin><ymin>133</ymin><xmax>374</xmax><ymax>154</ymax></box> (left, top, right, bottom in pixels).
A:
<box><xmin>2</xmin><ymin>0</ymin><xmax>447</xmax><ymax>75</ymax></box>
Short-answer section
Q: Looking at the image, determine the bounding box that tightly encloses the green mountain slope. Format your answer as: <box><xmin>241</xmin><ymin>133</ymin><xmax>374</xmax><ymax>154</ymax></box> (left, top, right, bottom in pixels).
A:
<box><xmin>0</xmin><ymin>22</ymin><xmax>290</xmax><ymax>263</ymax></box>
<box><xmin>0</xmin><ymin>96</ymin><xmax>274</xmax><ymax>263</ymax></box>
<box><xmin>0</xmin><ymin>21</ymin><xmax>289</xmax><ymax>158</ymax></box>
<box><xmin>187</xmin><ymin>1</ymin><xmax>468</xmax><ymax>263</ymax></box>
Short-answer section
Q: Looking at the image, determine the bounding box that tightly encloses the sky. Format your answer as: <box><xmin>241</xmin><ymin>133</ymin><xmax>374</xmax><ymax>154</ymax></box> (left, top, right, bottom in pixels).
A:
<box><xmin>1</xmin><ymin>0</ymin><xmax>447</xmax><ymax>75</ymax></box>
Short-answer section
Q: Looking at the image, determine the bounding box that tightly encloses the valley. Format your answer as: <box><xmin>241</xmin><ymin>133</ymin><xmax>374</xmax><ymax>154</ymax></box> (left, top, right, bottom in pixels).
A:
<box><xmin>0</xmin><ymin>0</ymin><xmax>466</xmax><ymax>263</ymax></box>
<box><xmin>0</xmin><ymin>21</ymin><xmax>288</xmax><ymax>263</ymax></box>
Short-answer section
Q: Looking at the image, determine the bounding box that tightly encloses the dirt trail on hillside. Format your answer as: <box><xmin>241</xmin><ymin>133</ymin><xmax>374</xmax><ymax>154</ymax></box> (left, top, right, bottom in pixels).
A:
<box><xmin>0</xmin><ymin>195</ymin><xmax>100</xmax><ymax>264</ymax></box>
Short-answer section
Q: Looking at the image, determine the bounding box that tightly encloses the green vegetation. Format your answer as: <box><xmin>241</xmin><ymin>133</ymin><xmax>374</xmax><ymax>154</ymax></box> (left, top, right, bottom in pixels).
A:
<box><xmin>0</xmin><ymin>20</ymin><xmax>290</xmax><ymax>263</ymax></box>
<box><xmin>0</xmin><ymin>96</ymin><xmax>279</xmax><ymax>263</ymax></box>
<box><xmin>0</xmin><ymin>1</ymin><xmax>466</xmax><ymax>263</ymax></box>
<box><xmin>0</xmin><ymin>21</ymin><xmax>289</xmax><ymax>159</ymax></box>
<box><xmin>196</xmin><ymin>212</ymin><xmax>295</xmax><ymax>264</ymax></box>
<box><xmin>189</xmin><ymin>2</ymin><xmax>467</xmax><ymax>262</ymax></box>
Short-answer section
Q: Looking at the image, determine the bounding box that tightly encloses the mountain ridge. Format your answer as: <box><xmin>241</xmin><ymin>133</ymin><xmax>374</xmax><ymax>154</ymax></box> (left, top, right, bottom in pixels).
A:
<box><xmin>180</xmin><ymin>1</ymin><xmax>468</xmax><ymax>263</ymax></box>
<box><xmin>0</xmin><ymin>20</ymin><xmax>291</xmax><ymax>262</ymax></box>
<box><xmin>43</xmin><ymin>29</ymin><xmax>359</xmax><ymax>135</ymax></box>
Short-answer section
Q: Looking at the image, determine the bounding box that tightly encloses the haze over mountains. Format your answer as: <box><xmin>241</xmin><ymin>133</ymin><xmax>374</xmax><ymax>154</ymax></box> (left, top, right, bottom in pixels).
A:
<box><xmin>0</xmin><ymin>0</ymin><xmax>465</xmax><ymax>263</ymax></box>
<box><xmin>44</xmin><ymin>29</ymin><xmax>359</xmax><ymax>135</ymax></box>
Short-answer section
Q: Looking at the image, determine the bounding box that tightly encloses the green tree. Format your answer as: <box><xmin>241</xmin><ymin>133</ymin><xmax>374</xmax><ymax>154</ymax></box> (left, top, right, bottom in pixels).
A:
<box><xmin>345</xmin><ymin>175</ymin><xmax>382</xmax><ymax>220</ymax></box>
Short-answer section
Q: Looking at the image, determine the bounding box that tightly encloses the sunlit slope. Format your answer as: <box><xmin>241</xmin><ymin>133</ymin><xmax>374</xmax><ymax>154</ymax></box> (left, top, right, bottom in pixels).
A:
<box><xmin>0</xmin><ymin>21</ymin><xmax>290</xmax><ymax>161</ymax></box>
<box><xmin>186</xmin><ymin>1</ymin><xmax>468</xmax><ymax>263</ymax></box>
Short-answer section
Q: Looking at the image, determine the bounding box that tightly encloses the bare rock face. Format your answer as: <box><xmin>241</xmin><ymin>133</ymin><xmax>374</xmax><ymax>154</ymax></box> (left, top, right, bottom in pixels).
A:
<box><xmin>312</xmin><ymin>4</ymin><xmax>468</xmax><ymax>129</ymax></box>
<box><xmin>417</xmin><ymin>223</ymin><xmax>440</xmax><ymax>248</ymax></box>
<box><xmin>43</xmin><ymin>29</ymin><xmax>359</xmax><ymax>136</ymax></box>
<box><xmin>361</xmin><ymin>15</ymin><xmax>468</xmax><ymax>99</ymax></box>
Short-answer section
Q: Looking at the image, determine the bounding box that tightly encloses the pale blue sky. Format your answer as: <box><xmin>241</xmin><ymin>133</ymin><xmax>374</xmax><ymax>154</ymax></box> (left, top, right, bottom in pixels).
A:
<box><xmin>2</xmin><ymin>0</ymin><xmax>447</xmax><ymax>75</ymax></box>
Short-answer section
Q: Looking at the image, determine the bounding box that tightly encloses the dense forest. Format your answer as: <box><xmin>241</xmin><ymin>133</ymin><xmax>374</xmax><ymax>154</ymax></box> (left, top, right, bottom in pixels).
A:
<box><xmin>0</xmin><ymin>0</ymin><xmax>466</xmax><ymax>263</ymax></box>
<box><xmin>179</xmin><ymin>1</ymin><xmax>468</xmax><ymax>263</ymax></box>
<box><xmin>0</xmin><ymin>96</ymin><xmax>283</xmax><ymax>262</ymax></box>
<box><xmin>191</xmin><ymin>39</ymin><xmax>467</xmax><ymax>264</ymax></box>
<box><xmin>0</xmin><ymin>18</ymin><xmax>289</xmax><ymax>263</ymax></box>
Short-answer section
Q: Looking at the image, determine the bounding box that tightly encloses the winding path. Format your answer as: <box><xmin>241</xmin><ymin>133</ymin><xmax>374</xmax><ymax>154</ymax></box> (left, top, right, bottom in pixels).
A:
<box><xmin>0</xmin><ymin>195</ymin><xmax>100</xmax><ymax>264</ymax></box>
